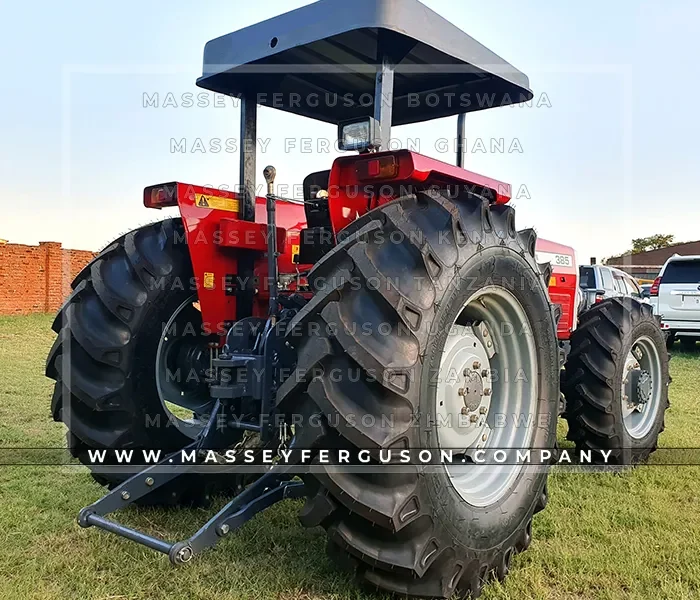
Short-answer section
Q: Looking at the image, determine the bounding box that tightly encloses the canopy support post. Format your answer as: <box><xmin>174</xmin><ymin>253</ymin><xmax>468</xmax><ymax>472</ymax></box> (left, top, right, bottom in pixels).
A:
<box><xmin>374</xmin><ymin>55</ymin><xmax>395</xmax><ymax>151</ymax></box>
<box><xmin>237</xmin><ymin>95</ymin><xmax>257</xmax><ymax>320</ymax></box>
<box><xmin>456</xmin><ymin>113</ymin><xmax>466</xmax><ymax>168</ymax></box>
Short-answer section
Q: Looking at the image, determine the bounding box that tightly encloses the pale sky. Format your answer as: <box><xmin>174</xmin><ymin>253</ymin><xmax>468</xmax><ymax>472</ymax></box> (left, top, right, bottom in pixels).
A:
<box><xmin>1</xmin><ymin>0</ymin><xmax>699</xmax><ymax>264</ymax></box>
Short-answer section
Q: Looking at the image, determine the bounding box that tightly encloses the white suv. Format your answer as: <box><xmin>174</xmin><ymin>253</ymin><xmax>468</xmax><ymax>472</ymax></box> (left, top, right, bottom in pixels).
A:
<box><xmin>651</xmin><ymin>255</ymin><xmax>700</xmax><ymax>350</ymax></box>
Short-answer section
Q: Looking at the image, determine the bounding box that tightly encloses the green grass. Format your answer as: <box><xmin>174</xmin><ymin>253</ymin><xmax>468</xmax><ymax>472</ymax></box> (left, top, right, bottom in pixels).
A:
<box><xmin>1</xmin><ymin>314</ymin><xmax>699</xmax><ymax>600</ymax></box>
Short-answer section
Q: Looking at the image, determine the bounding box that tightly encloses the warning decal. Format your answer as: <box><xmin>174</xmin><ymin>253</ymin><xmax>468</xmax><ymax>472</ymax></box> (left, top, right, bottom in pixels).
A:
<box><xmin>203</xmin><ymin>272</ymin><xmax>215</xmax><ymax>289</ymax></box>
<box><xmin>195</xmin><ymin>194</ymin><xmax>239</xmax><ymax>213</ymax></box>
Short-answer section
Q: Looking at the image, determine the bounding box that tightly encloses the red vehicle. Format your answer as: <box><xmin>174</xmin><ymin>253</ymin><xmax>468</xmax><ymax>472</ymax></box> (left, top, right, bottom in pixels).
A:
<box><xmin>535</xmin><ymin>238</ymin><xmax>579</xmax><ymax>340</ymax></box>
<box><xmin>46</xmin><ymin>1</ymin><xmax>669</xmax><ymax>597</ymax></box>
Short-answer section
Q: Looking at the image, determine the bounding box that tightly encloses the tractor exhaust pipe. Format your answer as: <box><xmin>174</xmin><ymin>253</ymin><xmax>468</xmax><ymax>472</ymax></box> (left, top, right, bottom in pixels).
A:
<box><xmin>263</xmin><ymin>165</ymin><xmax>279</xmax><ymax>320</ymax></box>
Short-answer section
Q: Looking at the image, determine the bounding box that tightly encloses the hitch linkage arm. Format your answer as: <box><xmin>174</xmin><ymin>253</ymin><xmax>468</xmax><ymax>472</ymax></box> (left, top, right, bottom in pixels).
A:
<box><xmin>77</xmin><ymin>399</ymin><xmax>304</xmax><ymax>564</ymax></box>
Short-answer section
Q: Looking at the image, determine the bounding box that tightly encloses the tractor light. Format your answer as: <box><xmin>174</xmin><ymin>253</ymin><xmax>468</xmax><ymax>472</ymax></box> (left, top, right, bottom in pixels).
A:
<box><xmin>144</xmin><ymin>182</ymin><xmax>178</xmax><ymax>209</ymax></box>
<box><xmin>355</xmin><ymin>155</ymin><xmax>398</xmax><ymax>181</ymax></box>
<box><xmin>338</xmin><ymin>117</ymin><xmax>378</xmax><ymax>152</ymax></box>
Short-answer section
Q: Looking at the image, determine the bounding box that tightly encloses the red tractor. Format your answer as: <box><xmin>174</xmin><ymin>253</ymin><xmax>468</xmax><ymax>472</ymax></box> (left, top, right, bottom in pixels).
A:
<box><xmin>47</xmin><ymin>1</ymin><xmax>669</xmax><ymax>597</ymax></box>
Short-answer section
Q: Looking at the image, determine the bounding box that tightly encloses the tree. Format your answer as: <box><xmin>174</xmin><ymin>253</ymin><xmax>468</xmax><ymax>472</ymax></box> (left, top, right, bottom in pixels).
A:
<box><xmin>630</xmin><ymin>234</ymin><xmax>675</xmax><ymax>254</ymax></box>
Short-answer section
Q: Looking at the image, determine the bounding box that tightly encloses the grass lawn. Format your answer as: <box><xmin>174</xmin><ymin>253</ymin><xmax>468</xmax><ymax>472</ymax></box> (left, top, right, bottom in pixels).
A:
<box><xmin>1</xmin><ymin>313</ymin><xmax>699</xmax><ymax>600</ymax></box>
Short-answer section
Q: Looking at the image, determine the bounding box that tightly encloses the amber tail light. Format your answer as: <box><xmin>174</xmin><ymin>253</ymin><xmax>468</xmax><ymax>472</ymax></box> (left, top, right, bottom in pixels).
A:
<box><xmin>144</xmin><ymin>182</ymin><xmax>179</xmax><ymax>209</ymax></box>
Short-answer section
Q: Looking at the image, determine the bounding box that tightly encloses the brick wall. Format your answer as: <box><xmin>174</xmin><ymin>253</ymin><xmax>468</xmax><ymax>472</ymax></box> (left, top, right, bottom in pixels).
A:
<box><xmin>0</xmin><ymin>242</ymin><xmax>96</xmax><ymax>315</ymax></box>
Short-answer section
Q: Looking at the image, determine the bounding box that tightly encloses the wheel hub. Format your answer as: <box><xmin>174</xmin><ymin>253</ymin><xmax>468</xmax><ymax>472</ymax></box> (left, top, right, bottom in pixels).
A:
<box><xmin>627</xmin><ymin>369</ymin><xmax>652</xmax><ymax>409</ymax></box>
<box><xmin>459</xmin><ymin>368</ymin><xmax>485</xmax><ymax>412</ymax></box>
<box><xmin>436</xmin><ymin>324</ymin><xmax>493</xmax><ymax>453</ymax></box>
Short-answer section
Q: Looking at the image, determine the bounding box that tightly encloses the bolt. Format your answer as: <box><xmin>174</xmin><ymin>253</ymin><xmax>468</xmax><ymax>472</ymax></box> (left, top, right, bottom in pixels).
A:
<box><xmin>463</xmin><ymin>368</ymin><xmax>469</xmax><ymax>377</ymax></box>
<box><xmin>470</xmin><ymin>414</ymin><xmax>478</xmax><ymax>423</ymax></box>
<box><xmin>479</xmin><ymin>406</ymin><xmax>487</xmax><ymax>414</ymax></box>
<box><xmin>483</xmin><ymin>329</ymin><xmax>489</xmax><ymax>337</ymax></box>
<box><xmin>458</xmin><ymin>388</ymin><xmax>465</xmax><ymax>396</ymax></box>
<box><xmin>487</xmin><ymin>340</ymin><xmax>493</xmax><ymax>348</ymax></box>
<box><xmin>473</xmin><ymin>361</ymin><xmax>481</xmax><ymax>370</ymax></box>
<box><xmin>121</xmin><ymin>491</ymin><xmax>130</xmax><ymax>501</ymax></box>
<box><xmin>482</xmin><ymin>433</ymin><xmax>488</xmax><ymax>441</ymax></box>
<box><xmin>461</xmin><ymin>407</ymin><xmax>469</xmax><ymax>416</ymax></box>
<box><xmin>177</xmin><ymin>546</ymin><xmax>193</xmax><ymax>563</ymax></box>
<box><xmin>219</xmin><ymin>524</ymin><xmax>230</xmax><ymax>536</ymax></box>
<box><xmin>145</xmin><ymin>477</ymin><xmax>154</xmax><ymax>487</ymax></box>
<box><xmin>484</xmin><ymin>388</ymin><xmax>491</xmax><ymax>396</ymax></box>
<box><xmin>481</xmin><ymin>369</ymin><xmax>488</xmax><ymax>378</ymax></box>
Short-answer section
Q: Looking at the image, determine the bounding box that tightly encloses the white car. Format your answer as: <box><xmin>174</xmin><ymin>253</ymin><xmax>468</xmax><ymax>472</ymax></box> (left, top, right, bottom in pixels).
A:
<box><xmin>651</xmin><ymin>255</ymin><xmax>700</xmax><ymax>350</ymax></box>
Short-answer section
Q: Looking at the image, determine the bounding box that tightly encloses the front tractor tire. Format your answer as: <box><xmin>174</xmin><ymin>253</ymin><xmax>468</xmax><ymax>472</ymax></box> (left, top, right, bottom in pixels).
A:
<box><xmin>279</xmin><ymin>191</ymin><xmax>560</xmax><ymax>598</ymax></box>
<box><xmin>46</xmin><ymin>218</ymin><xmax>230</xmax><ymax>505</ymax></box>
<box><xmin>563</xmin><ymin>297</ymin><xmax>670</xmax><ymax>465</ymax></box>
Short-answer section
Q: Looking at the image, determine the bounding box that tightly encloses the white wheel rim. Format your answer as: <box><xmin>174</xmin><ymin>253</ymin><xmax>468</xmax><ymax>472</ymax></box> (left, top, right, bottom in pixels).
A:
<box><xmin>621</xmin><ymin>335</ymin><xmax>663</xmax><ymax>439</ymax></box>
<box><xmin>437</xmin><ymin>286</ymin><xmax>539</xmax><ymax>507</ymax></box>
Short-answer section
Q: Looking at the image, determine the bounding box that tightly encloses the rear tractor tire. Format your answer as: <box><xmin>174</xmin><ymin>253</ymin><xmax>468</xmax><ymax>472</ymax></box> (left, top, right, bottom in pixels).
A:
<box><xmin>563</xmin><ymin>297</ymin><xmax>670</xmax><ymax>465</ymax></box>
<box><xmin>279</xmin><ymin>190</ymin><xmax>560</xmax><ymax>598</ymax></box>
<box><xmin>46</xmin><ymin>218</ymin><xmax>239</xmax><ymax>505</ymax></box>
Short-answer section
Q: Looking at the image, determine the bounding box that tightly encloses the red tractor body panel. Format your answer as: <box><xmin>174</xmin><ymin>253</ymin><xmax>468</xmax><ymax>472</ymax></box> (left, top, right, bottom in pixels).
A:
<box><xmin>145</xmin><ymin>182</ymin><xmax>309</xmax><ymax>334</ymax></box>
<box><xmin>327</xmin><ymin>150</ymin><xmax>512</xmax><ymax>234</ymax></box>
<box><xmin>146</xmin><ymin>157</ymin><xmax>577</xmax><ymax>342</ymax></box>
<box><xmin>535</xmin><ymin>238</ymin><xmax>578</xmax><ymax>340</ymax></box>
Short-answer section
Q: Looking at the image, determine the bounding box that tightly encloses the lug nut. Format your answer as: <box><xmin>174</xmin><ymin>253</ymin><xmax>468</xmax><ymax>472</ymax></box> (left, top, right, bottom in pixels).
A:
<box><xmin>479</xmin><ymin>406</ymin><xmax>487</xmax><ymax>414</ymax></box>
<box><xmin>121</xmin><ymin>491</ymin><xmax>130</xmax><ymax>501</ymax></box>
<box><xmin>481</xmin><ymin>369</ymin><xmax>489</xmax><ymax>378</ymax></box>
<box><xmin>473</xmin><ymin>361</ymin><xmax>481</xmax><ymax>370</ymax></box>
<box><xmin>484</xmin><ymin>388</ymin><xmax>491</xmax><ymax>396</ymax></box>
<box><xmin>461</xmin><ymin>407</ymin><xmax>469</xmax><ymax>416</ymax></box>
<box><xmin>470</xmin><ymin>414</ymin><xmax>478</xmax><ymax>423</ymax></box>
<box><xmin>463</xmin><ymin>368</ymin><xmax>469</xmax><ymax>377</ymax></box>
<box><xmin>458</xmin><ymin>388</ymin><xmax>465</xmax><ymax>396</ymax></box>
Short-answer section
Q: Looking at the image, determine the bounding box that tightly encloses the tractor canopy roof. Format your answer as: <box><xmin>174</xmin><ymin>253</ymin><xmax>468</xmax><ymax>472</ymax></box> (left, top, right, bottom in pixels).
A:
<box><xmin>197</xmin><ymin>0</ymin><xmax>532</xmax><ymax>126</ymax></box>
